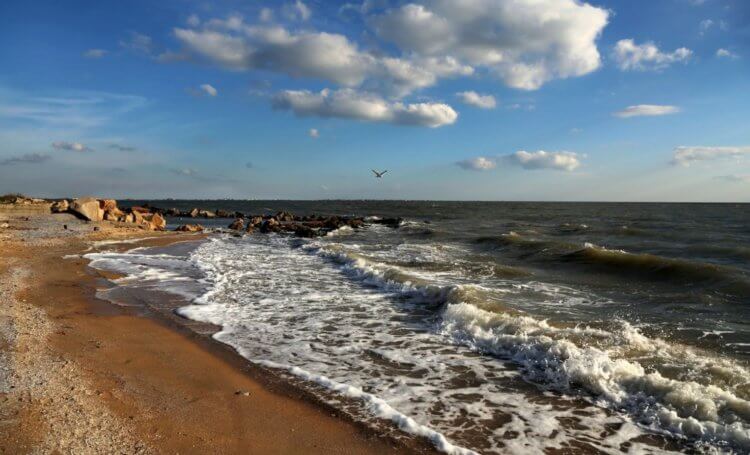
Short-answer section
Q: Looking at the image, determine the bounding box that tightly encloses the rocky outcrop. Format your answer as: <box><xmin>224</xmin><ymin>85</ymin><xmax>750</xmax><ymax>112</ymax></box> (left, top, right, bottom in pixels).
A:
<box><xmin>50</xmin><ymin>200</ymin><xmax>69</xmax><ymax>213</ymax></box>
<box><xmin>69</xmin><ymin>197</ymin><xmax>104</xmax><ymax>222</ymax></box>
<box><xmin>175</xmin><ymin>224</ymin><xmax>204</xmax><ymax>232</ymax></box>
<box><xmin>228</xmin><ymin>218</ymin><xmax>245</xmax><ymax>230</ymax></box>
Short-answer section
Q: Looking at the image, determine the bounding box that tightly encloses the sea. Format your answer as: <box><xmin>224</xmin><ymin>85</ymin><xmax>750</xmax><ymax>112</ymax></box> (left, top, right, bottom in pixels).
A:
<box><xmin>83</xmin><ymin>201</ymin><xmax>750</xmax><ymax>454</ymax></box>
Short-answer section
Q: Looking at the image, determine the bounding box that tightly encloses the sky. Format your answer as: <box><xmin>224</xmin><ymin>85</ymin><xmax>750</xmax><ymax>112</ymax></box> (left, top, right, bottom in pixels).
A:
<box><xmin>0</xmin><ymin>0</ymin><xmax>749</xmax><ymax>201</ymax></box>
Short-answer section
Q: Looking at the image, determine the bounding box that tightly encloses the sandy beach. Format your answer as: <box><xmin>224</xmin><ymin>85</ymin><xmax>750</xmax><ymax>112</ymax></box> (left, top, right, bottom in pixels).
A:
<box><xmin>0</xmin><ymin>205</ymin><xmax>434</xmax><ymax>454</ymax></box>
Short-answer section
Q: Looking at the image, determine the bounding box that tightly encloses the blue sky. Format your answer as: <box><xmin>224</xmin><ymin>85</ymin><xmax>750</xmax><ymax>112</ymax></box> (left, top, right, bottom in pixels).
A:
<box><xmin>1</xmin><ymin>0</ymin><xmax>748</xmax><ymax>201</ymax></box>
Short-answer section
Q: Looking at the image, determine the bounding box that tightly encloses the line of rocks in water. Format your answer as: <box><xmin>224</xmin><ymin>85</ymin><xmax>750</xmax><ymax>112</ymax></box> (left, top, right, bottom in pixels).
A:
<box><xmin>139</xmin><ymin>205</ymin><xmax>403</xmax><ymax>238</ymax></box>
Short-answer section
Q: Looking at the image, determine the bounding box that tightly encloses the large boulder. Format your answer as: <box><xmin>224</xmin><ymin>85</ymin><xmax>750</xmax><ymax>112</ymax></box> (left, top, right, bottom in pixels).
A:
<box><xmin>146</xmin><ymin>213</ymin><xmax>166</xmax><ymax>230</ymax></box>
<box><xmin>216</xmin><ymin>209</ymin><xmax>233</xmax><ymax>218</ymax></box>
<box><xmin>189</xmin><ymin>208</ymin><xmax>200</xmax><ymax>218</ymax></box>
<box><xmin>228</xmin><ymin>218</ymin><xmax>245</xmax><ymax>230</ymax></box>
<box><xmin>259</xmin><ymin>218</ymin><xmax>280</xmax><ymax>233</ymax></box>
<box><xmin>248</xmin><ymin>216</ymin><xmax>263</xmax><ymax>227</ymax></box>
<box><xmin>50</xmin><ymin>200</ymin><xmax>69</xmax><ymax>213</ymax></box>
<box><xmin>69</xmin><ymin>197</ymin><xmax>103</xmax><ymax>221</ymax></box>
<box><xmin>175</xmin><ymin>224</ymin><xmax>204</xmax><ymax>232</ymax></box>
<box><xmin>198</xmin><ymin>210</ymin><xmax>216</xmax><ymax>219</ymax></box>
<box><xmin>99</xmin><ymin>199</ymin><xmax>118</xmax><ymax>212</ymax></box>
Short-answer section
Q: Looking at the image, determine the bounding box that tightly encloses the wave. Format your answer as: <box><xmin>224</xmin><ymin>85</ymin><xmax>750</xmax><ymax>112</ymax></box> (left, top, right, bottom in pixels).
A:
<box><xmin>303</xmin><ymin>242</ymin><xmax>750</xmax><ymax>451</ymax></box>
<box><xmin>476</xmin><ymin>233</ymin><xmax>750</xmax><ymax>294</ymax></box>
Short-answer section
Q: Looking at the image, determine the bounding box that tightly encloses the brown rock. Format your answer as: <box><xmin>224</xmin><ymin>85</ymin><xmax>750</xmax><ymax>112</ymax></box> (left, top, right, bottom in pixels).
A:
<box><xmin>99</xmin><ymin>199</ymin><xmax>118</xmax><ymax>212</ymax></box>
<box><xmin>275</xmin><ymin>211</ymin><xmax>295</xmax><ymax>222</ymax></box>
<box><xmin>189</xmin><ymin>208</ymin><xmax>200</xmax><ymax>218</ymax></box>
<box><xmin>248</xmin><ymin>216</ymin><xmax>263</xmax><ymax>227</ymax></box>
<box><xmin>228</xmin><ymin>218</ymin><xmax>245</xmax><ymax>230</ymax></box>
<box><xmin>147</xmin><ymin>213</ymin><xmax>166</xmax><ymax>230</ymax></box>
<box><xmin>69</xmin><ymin>197</ymin><xmax>103</xmax><ymax>221</ymax></box>
<box><xmin>175</xmin><ymin>224</ymin><xmax>204</xmax><ymax>232</ymax></box>
<box><xmin>50</xmin><ymin>200</ymin><xmax>69</xmax><ymax>213</ymax></box>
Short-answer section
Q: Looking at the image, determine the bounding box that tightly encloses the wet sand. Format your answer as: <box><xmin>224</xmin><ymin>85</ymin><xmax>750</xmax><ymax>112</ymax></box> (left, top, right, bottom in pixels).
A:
<box><xmin>0</xmin><ymin>207</ymin><xmax>434</xmax><ymax>454</ymax></box>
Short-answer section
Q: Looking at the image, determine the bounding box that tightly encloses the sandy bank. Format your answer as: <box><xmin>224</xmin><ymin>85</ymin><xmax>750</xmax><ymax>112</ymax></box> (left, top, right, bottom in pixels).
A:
<box><xmin>0</xmin><ymin>208</ymin><xmax>432</xmax><ymax>454</ymax></box>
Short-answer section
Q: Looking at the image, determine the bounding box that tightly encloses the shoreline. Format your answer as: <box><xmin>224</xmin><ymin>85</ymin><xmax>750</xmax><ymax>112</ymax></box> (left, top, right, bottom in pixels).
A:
<box><xmin>0</xmin><ymin>208</ymin><xmax>437</xmax><ymax>454</ymax></box>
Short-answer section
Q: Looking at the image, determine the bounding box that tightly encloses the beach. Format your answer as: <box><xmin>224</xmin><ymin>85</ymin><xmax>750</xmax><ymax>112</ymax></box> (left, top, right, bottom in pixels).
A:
<box><xmin>0</xmin><ymin>205</ymin><xmax>431</xmax><ymax>454</ymax></box>
<box><xmin>3</xmin><ymin>199</ymin><xmax>750</xmax><ymax>454</ymax></box>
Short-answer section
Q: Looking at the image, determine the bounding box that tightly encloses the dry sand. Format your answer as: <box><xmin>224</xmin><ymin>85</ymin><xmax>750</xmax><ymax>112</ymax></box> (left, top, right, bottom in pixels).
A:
<box><xmin>0</xmin><ymin>206</ymin><xmax>434</xmax><ymax>454</ymax></box>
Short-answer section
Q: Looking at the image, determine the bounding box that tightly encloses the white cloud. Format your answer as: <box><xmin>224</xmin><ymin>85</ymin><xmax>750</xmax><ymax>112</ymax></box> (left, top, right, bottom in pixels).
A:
<box><xmin>83</xmin><ymin>49</ymin><xmax>107</xmax><ymax>58</ymax></box>
<box><xmin>187</xmin><ymin>14</ymin><xmax>200</xmax><ymax>27</ymax></box>
<box><xmin>613</xmin><ymin>104</ymin><xmax>680</xmax><ymax>118</ymax></box>
<box><xmin>613</xmin><ymin>39</ymin><xmax>692</xmax><ymax>71</ymax></box>
<box><xmin>0</xmin><ymin>153</ymin><xmax>51</xmax><ymax>166</ymax></box>
<box><xmin>174</xmin><ymin>21</ymin><xmax>373</xmax><ymax>86</ymax></box>
<box><xmin>716</xmin><ymin>48</ymin><xmax>738</xmax><ymax>59</ymax></box>
<box><xmin>52</xmin><ymin>141</ymin><xmax>92</xmax><ymax>152</ymax></box>
<box><xmin>370</xmin><ymin>0</ymin><xmax>609</xmax><ymax>90</ymax></box>
<box><xmin>120</xmin><ymin>32</ymin><xmax>153</xmax><ymax>54</ymax></box>
<box><xmin>272</xmin><ymin>88</ymin><xmax>458</xmax><ymax>127</ymax></box>
<box><xmin>504</xmin><ymin>150</ymin><xmax>581</xmax><ymax>171</ymax></box>
<box><xmin>259</xmin><ymin>8</ymin><xmax>273</xmax><ymax>22</ymax></box>
<box><xmin>699</xmin><ymin>19</ymin><xmax>714</xmax><ymax>33</ymax></box>
<box><xmin>456</xmin><ymin>91</ymin><xmax>496</xmax><ymax>109</ymax></box>
<box><xmin>456</xmin><ymin>156</ymin><xmax>496</xmax><ymax>171</ymax></box>
<box><xmin>714</xmin><ymin>174</ymin><xmax>750</xmax><ymax>183</ymax></box>
<box><xmin>284</xmin><ymin>1</ymin><xmax>311</xmax><ymax>21</ymax></box>
<box><xmin>200</xmin><ymin>84</ymin><xmax>218</xmax><ymax>96</ymax></box>
<box><xmin>308</xmin><ymin>128</ymin><xmax>320</xmax><ymax>138</ymax></box>
<box><xmin>672</xmin><ymin>146</ymin><xmax>750</xmax><ymax>166</ymax></box>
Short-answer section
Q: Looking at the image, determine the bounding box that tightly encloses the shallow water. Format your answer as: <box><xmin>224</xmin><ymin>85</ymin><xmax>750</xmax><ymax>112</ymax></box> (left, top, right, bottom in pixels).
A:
<box><xmin>90</xmin><ymin>201</ymin><xmax>750</xmax><ymax>454</ymax></box>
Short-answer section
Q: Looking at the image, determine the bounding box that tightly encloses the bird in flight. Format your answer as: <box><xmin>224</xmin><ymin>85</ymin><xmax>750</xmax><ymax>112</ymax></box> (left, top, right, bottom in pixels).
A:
<box><xmin>372</xmin><ymin>169</ymin><xmax>388</xmax><ymax>178</ymax></box>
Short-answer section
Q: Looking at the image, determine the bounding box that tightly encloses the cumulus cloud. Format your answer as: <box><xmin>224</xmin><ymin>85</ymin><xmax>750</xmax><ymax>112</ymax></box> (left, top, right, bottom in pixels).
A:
<box><xmin>613</xmin><ymin>39</ymin><xmax>692</xmax><ymax>71</ymax></box>
<box><xmin>456</xmin><ymin>91</ymin><xmax>496</xmax><ymax>109</ymax></box>
<box><xmin>83</xmin><ymin>49</ymin><xmax>107</xmax><ymax>58</ymax></box>
<box><xmin>456</xmin><ymin>156</ymin><xmax>496</xmax><ymax>171</ymax></box>
<box><xmin>308</xmin><ymin>128</ymin><xmax>320</xmax><ymax>138</ymax></box>
<box><xmin>0</xmin><ymin>153</ymin><xmax>51</xmax><ymax>166</ymax></box>
<box><xmin>672</xmin><ymin>146</ymin><xmax>750</xmax><ymax>166</ymax></box>
<box><xmin>200</xmin><ymin>83</ymin><xmax>218</xmax><ymax>96</ymax></box>
<box><xmin>504</xmin><ymin>150</ymin><xmax>581</xmax><ymax>171</ymax></box>
<box><xmin>370</xmin><ymin>0</ymin><xmax>609</xmax><ymax>90</ymax></box>
<box><xmin>716</xmin><ymin>48</ymin><xmax>738</xmax><ymax>59</ymax></box>
<box><xmin>272</xmin><ymin>88</ymin><xmax>458</xmax><ymax>127</ymax></box>
<box><xmin>52</xmin><ymin>141</ymin><xmax>92</xmax><ymax>152</ymax></box>
<box><xmin>613</xmin><ymin>104</ymin><xmax>680</xmax><ymax>118</ymax></box>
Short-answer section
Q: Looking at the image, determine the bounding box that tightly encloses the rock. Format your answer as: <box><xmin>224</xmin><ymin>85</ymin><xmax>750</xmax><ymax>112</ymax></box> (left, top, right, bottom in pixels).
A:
<box><xmin>123</xmin><ymin>213</ymin><xmax>135</xmax><ymax>223</ymax></box>
<box><xmin>248</xmin><ymin>216</ymin><xmax>263</xmax><ymax>227</ymax></box>
<box><xmin>146</xmin><ymin>213</ymin><xmax>166</xmax><ymax>230</ymax></box>
<box><xmin>245</xmin><ymin>224</ymin><xmax>255</xmax><ymax>234</ymax></box>
<box><xmin>276</xmin><ymin>211</ymin><xmax>295</xmax><ymax>222</ymax></box>
<box><xmin>99</xmin><ymin>199</ymin><xmax>118</xmax><ymax>212</ymax></box>
<box><xmin>303</xmin><ymin>220</ymin><xmax>324</xmax><ymax>229</ymax></box>
<box><xmin>228</xmin><ymin>218</ymin><xmax>245</xmax><ymax>230</ymax></box>
<box><xmin>234</xmin><ymin>211</ymin><xmax>245</xmax><ymax>219</ymax></box>
<box><xmin>165</xmin><ymin>208</ymin><xmax>181</xmax><ymax>217</ymax></box>
<box><xmin>371</xmin><ymin>217</ymin><xmax>403</xmax><ymax>228</ymax></box>
<box><xmin>50</xmin><ymin>200</ymin><xmax>69</xmax><ymax>213</ymax></box>
<box><xmin>129</xmin><ymin>206</ymin><xmax>151</xmax><ymax>214</ymax></box>
<box><xmin>199</xmin><ymin>210</ymin><xmax>216</xmax><ymax>219</ymax></box>
<box><xmin>260</xmin><ymin>218</ymin><xmax>280</xmax><ymax>233</ymax></box>
<box><xmin>175</xmin><ymin>224</ymin><xmax>204</xmax><ymax>232</ymax></box>
<box><xmin>132</xmin><ymin>210</ymin><xmax>144</xmax><ymax>225</ymax></box>
<box><xmin>69</xmin><ymin>197</ymin><xmax>103</xmax><ymax>221</ymax></box>
<box><xmin>216</xmin><ymin>209</ymin><xmax>233</xmax><ymax>218</ymax></box>
<box><xmin>0</xmin><ymin>222</ymin><xmax>9</xmax><ymax>229</ymax></box>
<box><xmin>323</xmin><ymin>216</ymin><xmax>343</xmax><ymax>230</ymax></box>
<box><xmin>189</xmin><ymin>208</ymin><xmax>200</xmax><ymax>218</ymax></box>
<box><xmin>293</xmin><ymin>224</ymin><xmax>318</xmax><ymax>238</ymax></box>
<box><xmin>347</xmin><ymin>218</ymin><xmax>365</xmax><ymax>229</ymax></box>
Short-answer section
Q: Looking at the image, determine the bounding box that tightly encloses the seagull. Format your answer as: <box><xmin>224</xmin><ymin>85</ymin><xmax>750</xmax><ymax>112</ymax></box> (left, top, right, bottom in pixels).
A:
<box><xmin>372</xmin><ymin>169</ymin><xmax>388</xmax><ymax>178</ymax></box>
